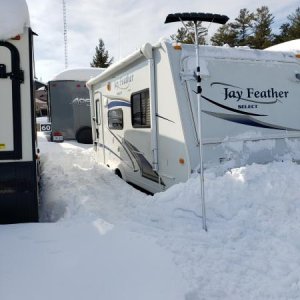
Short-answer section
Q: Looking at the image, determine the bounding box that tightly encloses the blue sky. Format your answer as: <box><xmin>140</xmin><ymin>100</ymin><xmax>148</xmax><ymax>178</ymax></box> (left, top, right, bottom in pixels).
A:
<box><xmin>26</xmin><ymin>0</ymin><xmax>299</xmax><ymax>82</ymax></box>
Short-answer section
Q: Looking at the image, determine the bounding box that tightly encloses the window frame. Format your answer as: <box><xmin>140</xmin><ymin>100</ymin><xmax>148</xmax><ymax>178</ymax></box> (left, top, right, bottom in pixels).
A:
<box><xmin>131</xmin><ymin>88</ymin><xmax>151</xmax><ymax>129</ymax></box>
<box><xmin>108</xmin><ymin>108</ymin><xmax>124</xmax><ymax>130</ymax></box>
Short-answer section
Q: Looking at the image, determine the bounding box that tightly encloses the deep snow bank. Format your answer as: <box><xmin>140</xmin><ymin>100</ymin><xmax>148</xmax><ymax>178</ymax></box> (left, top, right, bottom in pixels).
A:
<box><xmin>37</xmin><ymin>133</ymin><xmax>300</xmax><ymax>299</ymax></box>
<box><xmin>0</xmin><ymin>222</ymin><xmax>187</xmax><ymax>300</ymax></box>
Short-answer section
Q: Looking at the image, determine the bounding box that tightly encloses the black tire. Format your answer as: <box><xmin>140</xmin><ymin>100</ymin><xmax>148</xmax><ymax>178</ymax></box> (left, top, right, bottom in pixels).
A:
<box><xmin>75</xmin><ymin>126</ymin><xmax>93</xmax><ymax>144</ymax></box>
<box><xmin>115</xmin><ymin>169</ymin><xmax>123</xmax><ymax>179</ymax></box>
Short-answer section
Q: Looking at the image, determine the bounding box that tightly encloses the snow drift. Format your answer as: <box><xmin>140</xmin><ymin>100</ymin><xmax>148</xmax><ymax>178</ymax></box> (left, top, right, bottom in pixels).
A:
<box><xmin>2</xmin><ymin>134</ymin><xmax>300</xmax><ymax>299</ymax></box>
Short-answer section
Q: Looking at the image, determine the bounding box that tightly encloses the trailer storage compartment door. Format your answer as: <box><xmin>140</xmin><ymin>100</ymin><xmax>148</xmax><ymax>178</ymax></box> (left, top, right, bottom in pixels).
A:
<box><xmin>0</xmin><ymin>42</ymin><xmax>22</xmax><ymax>160</ymax></box>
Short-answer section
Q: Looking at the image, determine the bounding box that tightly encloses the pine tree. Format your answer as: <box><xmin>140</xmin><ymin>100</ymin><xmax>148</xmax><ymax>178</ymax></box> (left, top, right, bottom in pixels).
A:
<box><xmin>286</xmin><ymin>7</ymin><xmax>300</xmax><ymax>39</ymax></box>
<box><xmin>211</xmin><ymin>23</ymin><xmax>238</xmax><ymax>46</ymax></box>
<box><xmin>170</xmin><ymin>21</ymin><xmax>206</xmax><ymax>44</ymax></box>
<box><xmin>274</xmin><ymin>23</ymin><xmax>291</xmax><ymax>44</ymax></box>
<box><xmin>231</xmin><ymin>8</ymin><xmax>255</xmax><ymax>46</ymax></box>
<box><xmin>90</xmin><ymin>39</ymin><xmax>113</xmax><ymax>68</ymax></box>
<box><xmin>248</xmin><ymin>6</ymin><xmax>274</xmax><ymax>49</ymax></box>
<box><xmin>211</xmin><ymin>9</ymin><xmax>254</xmax><ymax>47</ymax></box>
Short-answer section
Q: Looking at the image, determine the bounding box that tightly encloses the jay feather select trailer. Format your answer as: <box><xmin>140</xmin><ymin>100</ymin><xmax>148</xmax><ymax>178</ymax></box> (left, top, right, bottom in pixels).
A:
<box><xmin>87</xmin><ymin>39</ymin><xmax>300</xmax><ymax>194</ymax></box>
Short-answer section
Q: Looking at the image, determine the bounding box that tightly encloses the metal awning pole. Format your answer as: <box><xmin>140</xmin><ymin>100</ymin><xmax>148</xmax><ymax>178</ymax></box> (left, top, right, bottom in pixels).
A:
<box><xmin>194</xmin><ymin>21</ymin><xmax>207</xmax><ymax>231</ymax></box>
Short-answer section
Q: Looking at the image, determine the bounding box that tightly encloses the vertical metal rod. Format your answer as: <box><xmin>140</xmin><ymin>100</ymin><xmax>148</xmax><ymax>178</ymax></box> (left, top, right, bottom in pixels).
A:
<box><xmin>149</xmin><ymin>57</ymin><xmax>159</xmax><ymax>172</ymax></box>
<box><xmin>194</xmin><ymin>22</ymin><xmax>207</xmax><ymax>231</ymax></box>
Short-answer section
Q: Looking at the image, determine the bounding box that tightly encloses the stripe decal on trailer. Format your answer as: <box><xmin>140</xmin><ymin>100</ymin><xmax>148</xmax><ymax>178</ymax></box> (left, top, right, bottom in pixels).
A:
<box><xmin>108</xmin><ymin>100</ymin><xmax>131</xmax><ymax>109</ymax></box>
<box><xmin>203</xmin><ymin>111</ymin><xmax>300</xmax><ymax>131</ymax></box>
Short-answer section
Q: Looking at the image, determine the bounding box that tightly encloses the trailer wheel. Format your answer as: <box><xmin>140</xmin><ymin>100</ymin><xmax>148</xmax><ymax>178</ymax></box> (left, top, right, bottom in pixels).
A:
<box><xmin>115</xmin><ymin>169</ymin><xmax>122</xmax><ymax>179</ymax></box>
<box><xmin>75</xmin><ymin>126</ymin><xmax>93</xmax><ymax>144</ymax></box>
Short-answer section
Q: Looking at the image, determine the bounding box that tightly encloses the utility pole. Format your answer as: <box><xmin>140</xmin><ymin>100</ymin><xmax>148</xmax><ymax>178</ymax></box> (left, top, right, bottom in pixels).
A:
<box><xmin>62</xmin><ymin>0</ymin><xmax>68</xmax><ymax>69</ymax></box>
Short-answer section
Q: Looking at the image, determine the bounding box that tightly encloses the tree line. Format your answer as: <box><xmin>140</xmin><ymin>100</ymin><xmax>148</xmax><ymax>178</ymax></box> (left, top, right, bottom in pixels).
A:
<box><xmin>91</xmin><ymin>6</ymin><xmax>300</xmax><ymax>67</ymax></box>
<box><xmin>172</xmin><ymin>6</ymin><xmax>300</xmax><ymax>49</ymax></box>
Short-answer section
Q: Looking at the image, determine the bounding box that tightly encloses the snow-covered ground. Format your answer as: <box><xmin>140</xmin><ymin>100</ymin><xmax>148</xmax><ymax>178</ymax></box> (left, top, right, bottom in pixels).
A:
<box><xmin>1</xmin><ymin>133</ymin><xmax>300</xmax><ymax>299</ymax></box>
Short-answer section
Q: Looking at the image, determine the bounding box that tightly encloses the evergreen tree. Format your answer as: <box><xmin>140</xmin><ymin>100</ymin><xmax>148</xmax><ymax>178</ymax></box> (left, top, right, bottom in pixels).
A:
<box><xmin>211</xmin><ymin>9</ymin><xmax>254</xmax><ymax>47</ymax></box>
<box><xmin>170</xmin><ymin>21</ymin><xmax>206</xmax><ymax>44</ymax></box>
<box><xmin>90</xmin><ymin>39</ymin><xmax>113</xmax><ymax>68</ymax></box>
<box><xmin>274</xmin><ymin>8</ymin><xmax>300</xmax><ymax>43</ymax></box>
<box><xmin>211</xmin><ymin>23</ymin><xmax>238</xmax><ymax>46</ymax></box>
<box><xmin>274</xmin><ymin>23</ymin><xmax>291</xmax><ymax>44</ymax></box>
<box><xmin>286</xmin><ymin>7</ymin><xmax>300</xmax><ymax>39</ymax></box>
<box><xmin>248</xmin><ymin>6</ymin><xmax>274</xmax><ymax>49</ymax></box>
<box><xmin>231</xmin><ymin>8</ymin><xmax>255</xmax><ymax>46</ymax></box>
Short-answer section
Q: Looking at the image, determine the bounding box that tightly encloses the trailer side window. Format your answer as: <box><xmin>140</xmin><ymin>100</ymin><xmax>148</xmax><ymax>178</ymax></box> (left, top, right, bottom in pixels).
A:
<box><xmin>108</xmin><ymin>109</ymin><xmax>123</xmax><ymax>130</ymax></box>
<box><xmin>131</xmin><ymin>89</ymin><xmax>150</xmax><ymax>128</ymax></box>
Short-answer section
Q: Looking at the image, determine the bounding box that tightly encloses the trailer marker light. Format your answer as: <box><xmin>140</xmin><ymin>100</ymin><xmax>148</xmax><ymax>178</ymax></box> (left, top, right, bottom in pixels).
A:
<box><xmin>172</xmin><ymin>42</ymin><xmax>182</xmax><ymax>50</ymax></box>
<box><xmin>52</xmin><ymin>131</ymin><xmax>64</xmax><ymax>142</ymax></box>
<box><xmin>107</xmin><ymin>82</ymin><xmax>111</xmax><ymax>91</ymax></box>
<box><xmin>296</xmin><ymin>54</ymin><xmax>300</xmax><ymax>59</ymax></box>
<box><xmin>0</xmin><ymin>144</ymin><xmax>5</xmax><ymax>150</ymax></box>
<box><xmin>76</xmin><ymin>84</ymin><xmax>81</xmax><ymax>88</ymax></box>
<box><xmin>179</xmin><ymin>158</ymin><xmax>185</xmax><ymax>165</ymax></box>
<box><xmin>11</xmin><ymin>35</ymin><xmax>21</xmax><ymax>40</ymax></box>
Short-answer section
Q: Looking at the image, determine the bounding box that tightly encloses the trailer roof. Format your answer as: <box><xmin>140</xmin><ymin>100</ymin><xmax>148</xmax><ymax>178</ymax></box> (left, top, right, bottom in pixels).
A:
<box><xmin>265</xmin><ymin>39</ymin><xmax>300</xmax><ymax>54</ymax></box>
<box><xmin>0</xmin><ymin>0</ymin><xmax>30</xmax><ymax>40</ymax></box>
<box><xmin>50</xmin><ymin>68</ymin><xmax>105</xmax><ymax>82</ymax></box>
<box><xmin>87</xmin><ymin>39</ymin><xmax>299</xmax><ymax>88</ymax></box>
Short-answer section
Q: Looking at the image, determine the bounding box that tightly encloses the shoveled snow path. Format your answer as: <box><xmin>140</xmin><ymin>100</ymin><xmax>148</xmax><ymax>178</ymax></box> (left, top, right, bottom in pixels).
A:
<box><xmin>36</xmin><ymin>134</ymin><xmax>300</xmax><ymax>299</ymax></box>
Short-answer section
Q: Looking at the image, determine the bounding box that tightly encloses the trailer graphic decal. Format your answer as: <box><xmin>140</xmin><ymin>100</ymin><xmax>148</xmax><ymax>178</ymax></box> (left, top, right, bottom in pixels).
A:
<box><xmin>210</xmin><ymin>82</ymin><xmax>289</xmax><ymax>104</ymax></box>
<box><xmin>107</xmin><ymin>100</ymin><xmax>131</xmax><ymax>109</ymax></box>
<box><xmin>201</xmin><ymin>95</ymin><xmax>267</xmax><ymax>116</ymax></box>
<box><xmin>123</xmin><ymin>139</ymin><xmax>165</xmax><ymax>186</ymax></box>
<box><xmin>203</xmin><ymin>111</ymin><xmax>300</xmax><ymax>131</ymax></box>
<box><xmin>107</xmin><ymin>129</ymin><xmax>137</xmax><ymax>171</ymax></box>
<box><xmin>70</xmin><ymin>98</ymin><xmax>90</xmax><ymax>106</ymax></box>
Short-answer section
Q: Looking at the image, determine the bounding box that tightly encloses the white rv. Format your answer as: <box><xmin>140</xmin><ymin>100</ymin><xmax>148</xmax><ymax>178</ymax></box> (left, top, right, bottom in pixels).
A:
<box><xmin>0</xmin><ymin>0</ymin><xmax>39</xmax><ymax>222</ymax></box>
<box><xmin>87</xmin><ymin>39</ymin><xmax>300</xmax><ymax>194</ymax></box>
<box><xmin>48</xmin><ymin>68</ymin><xmax>104</xmax><ymax>143</ymax></box>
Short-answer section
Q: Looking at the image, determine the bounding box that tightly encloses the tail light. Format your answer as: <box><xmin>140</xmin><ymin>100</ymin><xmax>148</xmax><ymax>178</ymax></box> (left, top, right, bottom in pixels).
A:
<box><xmin>52</xmin><ymin>131</ymin><xmax>64</xmax><ymax>142</ymax></box>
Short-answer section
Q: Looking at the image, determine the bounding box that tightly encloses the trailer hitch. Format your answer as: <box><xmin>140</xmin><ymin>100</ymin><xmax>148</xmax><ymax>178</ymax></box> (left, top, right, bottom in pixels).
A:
<box><xmin>0</xmin><ymin>64</ymin><xmax>24</xmax><ymax>83</ymax></box>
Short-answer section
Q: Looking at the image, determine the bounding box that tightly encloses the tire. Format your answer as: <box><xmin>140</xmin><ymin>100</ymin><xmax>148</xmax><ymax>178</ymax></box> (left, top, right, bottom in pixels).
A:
<box><xmin>75</xmin><ymin>126</ymin><xmax>93</xmax><ymax>144</ymax></box>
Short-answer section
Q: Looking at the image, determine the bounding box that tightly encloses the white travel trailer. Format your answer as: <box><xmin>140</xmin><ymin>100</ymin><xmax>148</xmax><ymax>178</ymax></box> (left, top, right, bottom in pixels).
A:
<box><xmin>48</xmin><ymin>68</ymin><xmax>104</xmax><ymax>143</ymax></box>
<box><xmin>87</xmin><ymin>39</ymin><xmax>300</xmax><ymax>194</ymax></box>
<box><xmin>0</xmin><ymin>0</ymin><xmax>39</xmax><ymax>223</ymax></box>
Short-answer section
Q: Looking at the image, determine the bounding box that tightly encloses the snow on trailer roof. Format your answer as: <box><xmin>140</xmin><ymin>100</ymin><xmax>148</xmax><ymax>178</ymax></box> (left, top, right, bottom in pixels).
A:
<box><xmin>50</xmin><ymin>68</ymin><xmax>105</xmax><ymax>82</ymax></box>
<box><xmin>87</xmin><ymin>39</ymin><xmax>299</xmax><ymax>87</ymax></box>
<box><xmin>0</xmin><ymin>0</ymin><xmax>30</xmax><ymax>40</ymax></box>
<box><xmin>265</xmin><ymin>39</ymin><xmax>300</xmax><ymax>54</ymax></box>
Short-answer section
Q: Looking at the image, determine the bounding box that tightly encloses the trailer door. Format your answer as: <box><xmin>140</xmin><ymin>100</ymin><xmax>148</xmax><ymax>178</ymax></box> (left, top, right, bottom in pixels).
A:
<box><xmin>0</xmin><ymin>41</ymin><xmax>22</xmax><ymax>160</ymax></box>
<box><xmin>94</xmin><ymin>92</ymin><xmax>105</xmax><ymax>163</ymax></box>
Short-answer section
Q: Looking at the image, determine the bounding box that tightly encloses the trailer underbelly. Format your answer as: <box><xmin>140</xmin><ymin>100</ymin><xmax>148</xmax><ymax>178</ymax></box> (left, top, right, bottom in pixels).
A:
<box><xmin>0</xmin><ymin>161</ymin><xmax>38</xmax><ymax>224</ymax></box>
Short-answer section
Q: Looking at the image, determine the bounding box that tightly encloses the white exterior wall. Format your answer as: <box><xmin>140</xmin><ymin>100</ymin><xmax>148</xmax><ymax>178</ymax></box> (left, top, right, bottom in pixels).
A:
<box><xmin>154</xmin><ymin>45</ymin><xmax>191</xmax><ymax>187</ymax></box>
<box><xmin>0</xmin><ymin>28</ymin><xmax>34</xmax><ymax>162</ymax></box>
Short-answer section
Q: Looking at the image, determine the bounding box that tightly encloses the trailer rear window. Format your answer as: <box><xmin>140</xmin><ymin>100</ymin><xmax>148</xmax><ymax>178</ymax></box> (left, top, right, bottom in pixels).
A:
<box><xmin>131</xmin><ymin>89</ymin><xmax>150</xmax><ymax>128</ymax></box>
<box><xmin>108</xmin><ymin>109</ymin><xmax>123</xmax><ymax>130</ymax></box>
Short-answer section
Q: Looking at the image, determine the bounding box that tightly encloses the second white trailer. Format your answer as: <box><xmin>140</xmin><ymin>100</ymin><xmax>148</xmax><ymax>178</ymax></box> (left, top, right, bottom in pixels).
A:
<box><xmin>0</xmin><ymin>0</ymin><xmax>39</xmax><ymax>223</ymax></box>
